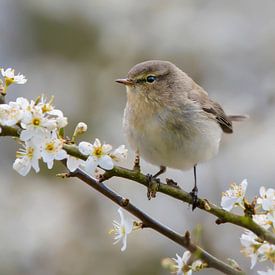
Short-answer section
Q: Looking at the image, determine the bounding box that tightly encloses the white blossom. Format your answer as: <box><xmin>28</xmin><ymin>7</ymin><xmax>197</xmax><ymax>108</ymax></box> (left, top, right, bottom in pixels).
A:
<box><xmin>258</xmin><ymin>266</ymin><xmax>275</xmax><ymax>275</ymax></box>
<box><xmin>110</xmin><ymin>144</ymin><xmax>128</xmax><ymax>162</ymax></box>
<box><xmin>20</xmin><ymin>108</ymin><xmax>55</xmax><ymax>142</ymax></box>
<box><xmin>1</xmin><ymin>68</ymin><xmax>27</xmax><ymax>85</ymax></box>
<box><xmin>66</xmin><ymin>155</ymin><xmax>84</xmax><ymax>172</ymax></box>
<box><xmin>13</xmin><ymin>141</ymin><xmax>40</xmax><ymax>176</ymax></box>
<box><xmin>0</xmin><ymin>103</ymin><xmax>23</xmax><ymax>126</ymax></box>
<box><xmin>221</xmin><ymin>179</ymin><xmax>248</xmax><ymax>211</ymax></box>
<box><xmin>253</xmin><ymin>214</ymin><xmax>272</xmax><ymax>230</ymax></box>
<box><xmin>240</xmin><ymin>230</ymin><xmax>262</xmax><ymax>269</ymax></box>
<box><xmin>172</xmin><ymin>251</ymin><xmax>192</xmax><ymax>275</ymax></box>
<box><xmin>40</xmin><ymin>132</ymin><xmax>67</xmax><ymax>169</ymax></box>
<box><xmin>110</xmin><ymin>208</ymin><xmax>133</xmax><ymax>251</ymax></box>
<box><xmin>257</xmin><ymin>243</ymin><xmax>275</xmax><ymax>263</ymax></box>
<box><xmin>257</xmin><ymin>187</ymin><xmax>275</xmax><ymax>212</ymax></box>
<box><xmin>79</xmin><ymin>138</ymin><xmax>114</xmax><ymax>173</ymax></box>
<box><xmin>47</xmin><ymin>109</ymin><xmax>68</xmax><ymax>128</ymax></box>
<box><xmin>267</xmin><ymin>212</ymin><xmax>275</xmax><ymax>228</ymax></box>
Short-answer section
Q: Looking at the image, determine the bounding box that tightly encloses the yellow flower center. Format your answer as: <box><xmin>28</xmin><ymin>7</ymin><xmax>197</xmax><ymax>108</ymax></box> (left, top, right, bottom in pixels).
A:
<box><xmin>94</xmin><ymin>147</ymin><xmax>103</xmax><ymax>157</ymax></box>
<box><xmin>5</xmin><ymin>77</ymin><xmax>14</xmax><ymax>87</ymax></box>
<box><xmin>46</xmin><ymin>143</ymin><xmax>54</xmax><ymax>152</ymax></box>
<box><xmin>32</xmin><ymin>118</ymin><xmax>41</xmax><ymax>126</ymax></box>
<box><xmin>27</xmin><ymin>147</ymin><xmax>34</xmax><ymax>159</ymax></box>
<box><xmin>42</xmin><ymin>104</ymin><xmax>51</xmax><ymax>113</ymax></box>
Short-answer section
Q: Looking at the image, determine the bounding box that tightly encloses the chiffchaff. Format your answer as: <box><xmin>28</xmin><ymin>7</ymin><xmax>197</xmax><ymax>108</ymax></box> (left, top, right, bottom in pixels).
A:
<box><xmin>116</xmin><ymin>60</ymin><xmax>246</xmax><ymax>209</ymax></box>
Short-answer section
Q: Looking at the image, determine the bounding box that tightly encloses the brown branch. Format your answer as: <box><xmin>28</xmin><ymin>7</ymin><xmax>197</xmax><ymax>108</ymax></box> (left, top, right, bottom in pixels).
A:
<box><xmin>68</xmin><ymin>168</ymin><xmax>245</xmax><ymax>275</ymax></box>
<box><xmin>1</xmin><ymin>125</ymin><xmax>274</xmax><ymax>245</ymax></box>
<box><xmin>102</xmin><ymin>166</ymin><xmax>275</xmax><ymax>245</ymax></box>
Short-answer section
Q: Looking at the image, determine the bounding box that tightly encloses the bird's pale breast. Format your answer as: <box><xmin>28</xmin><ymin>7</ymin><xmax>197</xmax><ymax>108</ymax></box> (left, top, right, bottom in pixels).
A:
<box><xmin>123</xmin><ymin>100</ymin><xmax>222</xmax><ymax>170</ymax></box>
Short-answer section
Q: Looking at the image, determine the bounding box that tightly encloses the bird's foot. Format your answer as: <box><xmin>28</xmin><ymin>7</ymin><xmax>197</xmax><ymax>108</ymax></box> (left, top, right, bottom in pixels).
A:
<box><xmin>166</xmin><ymin>178</ymin><xmax>180</xmax><ymax>189</ymax></box>
<box><xmin>189</xmin><ymin>186</ymin><xmax>199</xmax><ymax>211</ymax></box>
<box><xmin>146</xmin><ymin>174</ymin><xmax>160</xmax><ymax>200</ymax></box>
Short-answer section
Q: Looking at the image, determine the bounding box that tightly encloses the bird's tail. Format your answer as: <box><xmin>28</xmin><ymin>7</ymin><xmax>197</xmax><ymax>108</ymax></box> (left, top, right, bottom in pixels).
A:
<box><xmin>228</xmin><ymin>115</ymin><xmax>249</xmax><ymax>121</ymax></box>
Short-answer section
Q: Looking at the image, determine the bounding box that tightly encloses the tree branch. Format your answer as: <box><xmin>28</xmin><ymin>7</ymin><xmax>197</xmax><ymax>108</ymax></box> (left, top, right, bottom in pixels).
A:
<box><xmin>68</xmin><ymin>168</ymin><xmax>244</xmax><ymax>275</ymax></box>
<box><xmin>1</xmin><ymin>124</ymin><xmax>274</xmax><ymax>245</ymax></box>
<box><xmin>102</xmin><ymin>166</ymin><xmax>275</xmax><ymax>245</ymax></box>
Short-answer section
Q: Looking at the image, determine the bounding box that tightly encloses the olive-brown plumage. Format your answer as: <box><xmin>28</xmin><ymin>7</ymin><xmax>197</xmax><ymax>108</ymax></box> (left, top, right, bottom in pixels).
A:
<box><xmin>116</xmin><ymin>60</ymin><xmax>246</xmax><ymax>208</ymax></box>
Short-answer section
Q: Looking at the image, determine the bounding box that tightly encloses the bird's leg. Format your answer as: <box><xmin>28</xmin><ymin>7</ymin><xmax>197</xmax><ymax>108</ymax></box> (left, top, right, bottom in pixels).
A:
<box><xmin>189</xmin><ymin>165</ymin><xmax>199</xmax><ymax>210</ymax></box>
<box><xmin>146</xmin><ymin>166</ymin><xmax>166</xmax><ymax>199</ymax></box>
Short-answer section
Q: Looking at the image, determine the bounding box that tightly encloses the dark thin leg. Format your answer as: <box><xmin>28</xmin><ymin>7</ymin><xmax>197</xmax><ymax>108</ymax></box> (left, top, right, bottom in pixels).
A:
<box><xmin>189</xmin><ymin>164</ymin><xmax>199</xmax><ymax>210</ymax></box>
<box><xmin>194</xmin><ymin>165</ymin><xmax>197</xmax><ymax>190</ymax></box>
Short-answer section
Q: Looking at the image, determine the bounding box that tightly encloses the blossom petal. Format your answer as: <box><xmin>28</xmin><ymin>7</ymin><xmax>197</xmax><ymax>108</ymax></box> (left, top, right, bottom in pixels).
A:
<box><xmin>98</xmin><ymin>155</ymin><xmax>114</xmax><ymax>170</ymax></box>
<box><xmin>221</xmin><ymin>197</ymin><xmax>238</xmax><ymax>211</ymax></box>
<box><xmin>67</xmin><ymin>156</ymin><xmax>82</xmax><ymax>172</ymax></box>
<box><xmin>79</xmin><ymin>141</ymin><xmax>93</xmax><ymax>155</ymax></box>
<box><xmin>55</xmin><ymin>149</ymin><xmax>67</xmax><ymax>160</ymax></box>
<box><xmin>84</xmin><ymin>156</ymin><xmax>97</xmax><ymax>173</ymax></box>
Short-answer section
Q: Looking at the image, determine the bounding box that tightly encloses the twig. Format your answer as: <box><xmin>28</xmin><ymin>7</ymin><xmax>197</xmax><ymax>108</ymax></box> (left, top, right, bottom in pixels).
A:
<box><xmin>68</xmin><ymin>168</ymin><xmax>245</xmax><ymax>275</ymax></box>
<box><xmin>1</xmin><ymin>125</ymin><xmax>274</xmax><ymax>246</ymax></box>
<box><xmin>102</xmin><ymin>166</ymin><xmax>275</xmax><ymax>245</ymax></box>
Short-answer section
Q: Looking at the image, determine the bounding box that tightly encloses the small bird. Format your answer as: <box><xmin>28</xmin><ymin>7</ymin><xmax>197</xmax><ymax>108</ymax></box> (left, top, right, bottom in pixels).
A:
<box><xmin>116</xmin><ymin>60</ymin><xmax>246</xmax><ymax>209</ymax></box>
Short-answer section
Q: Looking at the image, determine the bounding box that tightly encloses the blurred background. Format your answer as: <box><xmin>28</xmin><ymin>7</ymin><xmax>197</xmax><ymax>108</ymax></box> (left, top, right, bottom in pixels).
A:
<box><xmin>0</xmin><ymin>0</ymin><xmax>275</xmax><ymax>274</ymax></box>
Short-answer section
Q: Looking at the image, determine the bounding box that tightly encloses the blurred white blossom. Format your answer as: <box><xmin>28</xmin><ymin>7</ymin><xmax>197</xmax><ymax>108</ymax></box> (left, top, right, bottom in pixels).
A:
<box><xmin>0</xmin><ymin>102</ymin><xmax>23</xmax><ymax>126</ymax></box>
<box><xmin>172</xmin><ymin>251</ymin><xmax>192</xmax><ymax>275</ymax></box>
<box><xmin>110</xmin><ymin>208</ymin><xmax>133</xmax><ymax>252</ymax></box>
<box><xmin>171</xmin><ymin>251</ymin><xmax>206</xmax><ymax>275</ymax></box>
<box><xmin>13</xmin><ymin>141</ymin><xmax>40</xmax><ymax>176</ymax></box>
<box><xmin>257</xmin><ymin>243</ymin><xmax>275</xmax><ymax>263</ymax></box>
<box><xmin>258</xmin><ymin>266</ymin><xmax>275</xmax><ymax>275</ymax></box>
<box><xmin>257</xmin><ymin>187</ymin><xmax>275</xmax><ymax>212</ymax></box>
<box><xmin>110</xmin><ymin>144</ymin><xmax>128</xmax><ymax>162</ymax></box>
<box><xmin>221</xmin><ymin>179</ymin><xmax>247</xmax><ymax>211</ymax></box>
<box><xmin>253</xmin><ymin>214</ymin><xmax>272</xmax><ymax>230</ymax></box>
<box><xmin>240</xmin><ymin>230</ymin><xmax>262</xmax><ymax>269</ymax></box>
<box><xmin>1</xmin><ymin>67</ymin><xmax>27</xmax><ymax>86</ymax></box>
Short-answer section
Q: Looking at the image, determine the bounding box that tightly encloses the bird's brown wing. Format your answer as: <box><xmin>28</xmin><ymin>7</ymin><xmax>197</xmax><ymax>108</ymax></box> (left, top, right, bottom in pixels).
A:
<box><xmin>187</xmin><ymin>83</ymin><xmax>233</xmax><ymax>133</ymax></box>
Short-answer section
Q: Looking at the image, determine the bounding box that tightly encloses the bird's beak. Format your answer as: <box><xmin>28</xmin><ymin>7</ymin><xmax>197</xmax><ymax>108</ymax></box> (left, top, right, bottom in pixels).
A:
<box><xmin>115</xmin><ymin>78</ymin><xmax>134</xmax><ymax>86</ymax></box>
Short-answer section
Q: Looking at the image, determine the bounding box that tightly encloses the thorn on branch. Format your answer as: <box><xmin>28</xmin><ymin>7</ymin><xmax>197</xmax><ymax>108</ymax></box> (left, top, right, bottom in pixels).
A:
<box><xmin>202</xmin><ymin>199</ymin><xmax>211</xmax><ymax>211</ymax></box>
<box><xmin>133</xmin><ymin>153</ymin><xmax>141</xmax><ymax>172</ymax></box>
<box><xmin>166</xmin><ymin>178</ymin><xmax>180</xmax><ymax>188</ymax></box>
<box><xmin>98</xmin><ymin>173</ymin><xmax>105</xmax><ymax>182</ymax></box>
<box><xmin>184</xmin><ymin>231</ymin><xmax>191</xmax><ymax>246</ymax></box>
<box><xmin>243</xmin><ymin>197</ymin><xmax>256</xmax><ymax>217</ymax></box>
<box><xmin>121</xmin><ymin>198</ymin><xmax>130</xmax><ymax>207</ymax></box>
<box><xmin>56</xmin><ymin>172</ymin><xmax>72</xmax><ymax>178</ymax></box>
<box><xmin>138</xmin><ymin>222</ymin><xmax>148</xmax><ymax>229</ymax></box>
<box><xmin>216</xmin><ymin>218</ymin><xmax>226</xmax><ymax>225</ymax></box>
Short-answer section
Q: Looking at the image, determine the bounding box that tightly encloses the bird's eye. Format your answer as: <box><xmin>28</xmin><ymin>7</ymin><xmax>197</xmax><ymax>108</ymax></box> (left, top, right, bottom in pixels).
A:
<box><xmin>146</xmin><ymin>75</ymin><xmax>156</xmax><ymax>83</ymax></box>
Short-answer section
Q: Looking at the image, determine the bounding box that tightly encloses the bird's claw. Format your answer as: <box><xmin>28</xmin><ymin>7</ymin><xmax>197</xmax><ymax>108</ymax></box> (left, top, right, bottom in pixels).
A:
<box><xmin>146</xmin><ymin>174</ymin><xmax>160</xmax><ymax>200</ymax></box>
<box><xmin>189</xmin><ymin>186</ymin><xmax>199</xmax><ymax>211</ymax></box>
